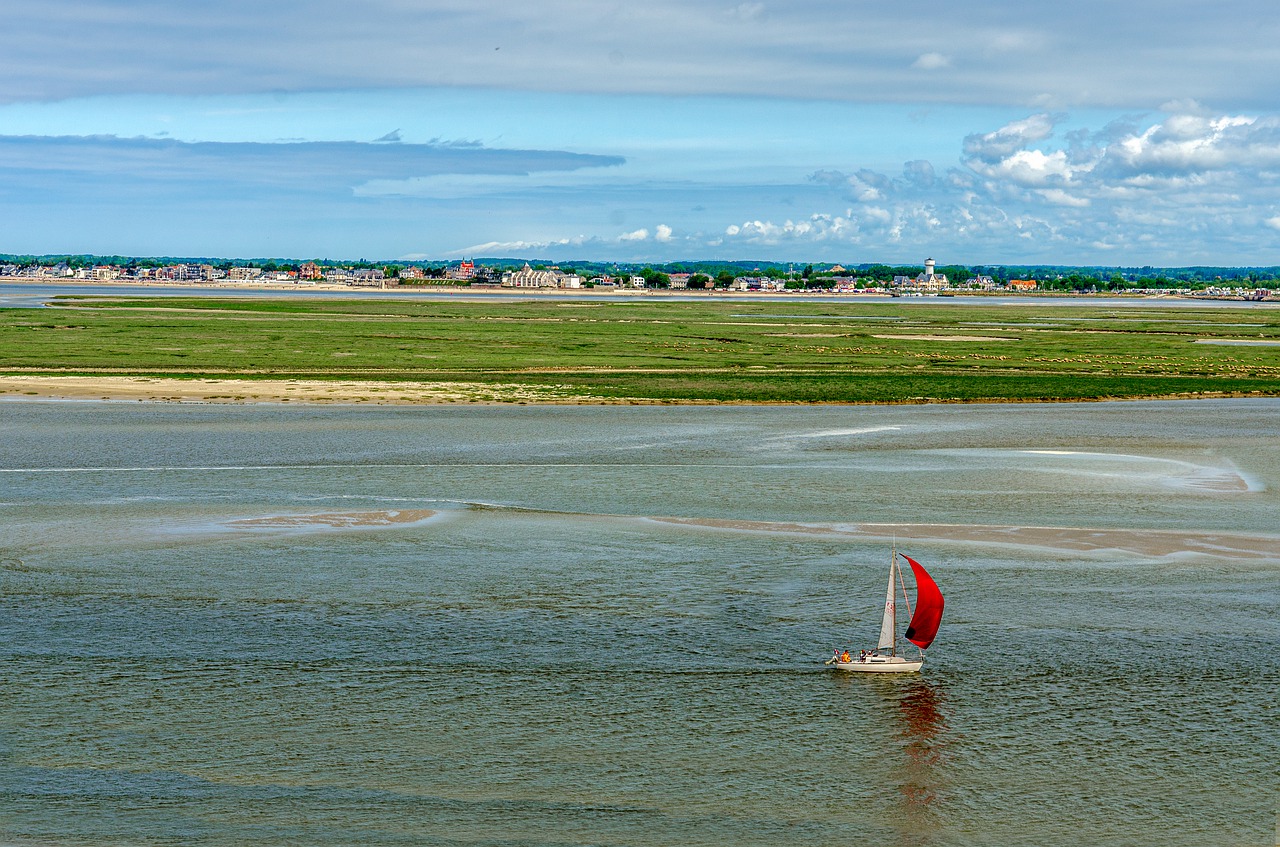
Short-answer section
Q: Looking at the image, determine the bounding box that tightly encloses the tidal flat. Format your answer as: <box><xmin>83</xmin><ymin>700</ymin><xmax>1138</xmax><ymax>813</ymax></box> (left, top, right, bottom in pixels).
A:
<box><xmin>1</xmin><ymin>295</ymin><xmax>1278</xmax><ymax>403</ymax></box>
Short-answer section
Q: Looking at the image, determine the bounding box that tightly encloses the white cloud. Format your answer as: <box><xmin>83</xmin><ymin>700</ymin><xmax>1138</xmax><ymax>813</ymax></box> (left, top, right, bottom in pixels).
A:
<box><xmin>448</xmin><ymin>237</ymin><xmax>580</xmax><ymax>256</ymax></box>
<box><xmin>984</xmin><ymin>149</ymin><xmax>1074</xmax><ymax>186</ymax></box>
<box><xmin>789</xmin><ymin>107</ymin><xmax>1280</xmax><ymax>262</ymax></box>
<box><xmin>1037</xmin><ymin>188</ymin><xmax>1090</xmax><ymax>207</ymax></box>
<box><xmin>1098</xmin><ymin>114</ymin><xmax>1280</xmax><ymax>178</ymax></box>
<box><xmin>618</xmin><ymin>228</ymin><xmax>649</xmax><ymax>241</ymax></box>
<box><xmin>727</xmin><ymin>2</ymin><xmax>765</xmax><ymax>21</ymax></box>
<box><xmin>912</xmin><ymin>52</ymin><xmax>950</xmax><ymax>71</ymax></box>
<box><xmin>963</xmin><ymin>114</ymin><xmax>1059</xmax><ymax>163</ymax></box>
<box><xmin>721</xmin><ymin>214</ymin><xmax>857</xmax><ymax>245</ymax></box>
<box><xmin>654</xmin><ymin>223</ymin><xmax>673</xmax><ymax>241</ymax></box>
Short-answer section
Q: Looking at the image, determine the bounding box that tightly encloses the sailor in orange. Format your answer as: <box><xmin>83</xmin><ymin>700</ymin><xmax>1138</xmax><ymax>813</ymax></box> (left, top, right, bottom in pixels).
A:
<box><xmin>839</xmin><ymin>651</ymin><xmax>851</xmax><ymax>663</ymax></box>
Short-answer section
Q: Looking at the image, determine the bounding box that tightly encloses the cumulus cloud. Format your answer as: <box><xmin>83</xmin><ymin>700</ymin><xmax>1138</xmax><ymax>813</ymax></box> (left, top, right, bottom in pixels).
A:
<box><xmin>1096</xmin><ymin>114</ymin><xmax>1280</xmax><ymax>178</ymax></box>
<box><xmin>739</xmin><ymin>107</ymin><xmax>1280</xmax><ymax>262</ymax></box>
<box><xmin>654</xmin><ymin>223</ymin><xmax>673</xmax><ymax>241</ymax></box>
<box><xmin>963</xmin><ymin>114</ymin><xmax>1060</xmax><ymax>164</ymax></box>
<box><xmin>902</xmin><ymin>160</ymin><xmax>936</xmax><ymax>187</ymax></box>
<box><xmin>722</xmin><ymin>214</ymin><xmax>856</xmax><ymax>244</ymax></box>
<box><xmin>979</xmin><ymin>148</ymin><xmax>1074</xmax><ymax>186</ymax></box>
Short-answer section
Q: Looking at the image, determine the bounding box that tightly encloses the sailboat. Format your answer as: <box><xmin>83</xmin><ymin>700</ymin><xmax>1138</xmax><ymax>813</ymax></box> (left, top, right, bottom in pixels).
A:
<box><xmin>826</xmin><ymin>548</ymin><xmax>944</xmax><ymax>673</ymax></box>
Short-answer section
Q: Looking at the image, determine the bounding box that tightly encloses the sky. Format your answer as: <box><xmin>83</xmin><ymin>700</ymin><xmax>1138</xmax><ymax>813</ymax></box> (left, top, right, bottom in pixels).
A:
<box><xmin>5</xmin><ymin>1</ymin><xmax>1280</xmax><ymax>266</ymax></box>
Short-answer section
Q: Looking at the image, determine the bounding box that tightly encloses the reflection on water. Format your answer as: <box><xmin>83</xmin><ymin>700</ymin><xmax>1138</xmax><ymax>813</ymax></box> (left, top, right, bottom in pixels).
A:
<box><xmin>894</xmin><ymin>678</ymin><xmax>948</xmax><ymax>832</ymax></box>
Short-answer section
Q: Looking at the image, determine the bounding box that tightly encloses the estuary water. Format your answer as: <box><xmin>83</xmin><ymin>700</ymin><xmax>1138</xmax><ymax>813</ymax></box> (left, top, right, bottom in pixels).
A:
<box><xmin>2</xmin><ymin>399</ymin><xmax>1278</xmax><ymax>846</ymax></box>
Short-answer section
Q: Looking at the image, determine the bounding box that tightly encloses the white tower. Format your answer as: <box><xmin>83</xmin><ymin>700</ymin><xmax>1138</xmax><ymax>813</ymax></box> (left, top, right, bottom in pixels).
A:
<box><xmin>924</xmin><ymin>258</ymin><xmax>936</xmax><ymax>281</ymax></box>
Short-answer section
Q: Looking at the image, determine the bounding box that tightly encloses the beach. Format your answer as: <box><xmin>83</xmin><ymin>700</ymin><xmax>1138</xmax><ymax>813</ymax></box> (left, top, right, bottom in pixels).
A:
<box><xmin>0</xmin><ymin>375</ymin><xmax>614</xmax><ymax>404</ymax></box>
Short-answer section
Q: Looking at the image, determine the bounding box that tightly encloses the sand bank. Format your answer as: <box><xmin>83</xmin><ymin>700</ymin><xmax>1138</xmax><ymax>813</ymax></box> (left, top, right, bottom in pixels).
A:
<box><xmin>227</xmin><ymin>509</ymin><xmax>437</xmax><ymax>529</ymax></box>
<box><xmin>872</xmin><ymin>334</ymin><xmax>1016</xmax><ymax>342</ymax></box>
<box><xmin>0</xmin><ymin>375</ymin><xmax>611</xmax><ymax>405</ymax></box>
<box><xmin>650</xmin><ymin>517</ymin><xmax>1280</xmax><ymax>560</ymax></box>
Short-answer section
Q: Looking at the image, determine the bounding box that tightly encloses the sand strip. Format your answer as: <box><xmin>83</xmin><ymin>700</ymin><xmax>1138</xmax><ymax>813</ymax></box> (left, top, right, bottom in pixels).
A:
<box><xmin>227</xmin><ymin>509</ymin><xmax>437</xmax><ymax>529</ymax></box>
<box><xmin>0</xmin><ymin>375</ymin><xmax>610</xmax><ymax>405</ymax></box>
<box><xmin>649</xmin><ymin>517</ymin><xmax>1280</xmax><ymax>560</ymax></box>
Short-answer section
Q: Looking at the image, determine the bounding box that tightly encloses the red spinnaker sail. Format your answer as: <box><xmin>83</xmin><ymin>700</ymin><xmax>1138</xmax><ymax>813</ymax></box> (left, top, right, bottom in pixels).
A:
<box><xmin>901</xmin><ymin>554</ymin><xmax>944</xmax><ymax>650</ymax></box>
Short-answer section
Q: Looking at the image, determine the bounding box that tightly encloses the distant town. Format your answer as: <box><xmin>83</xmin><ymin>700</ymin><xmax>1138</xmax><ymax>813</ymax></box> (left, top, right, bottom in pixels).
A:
<box><xmin>2</xmin><ymin>255</ymin><xmax>1277</xmax><ymax>299</ymax></box>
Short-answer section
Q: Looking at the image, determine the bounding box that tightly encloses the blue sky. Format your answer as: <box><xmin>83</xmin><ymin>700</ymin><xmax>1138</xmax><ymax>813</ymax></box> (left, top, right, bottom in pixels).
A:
<box><xmin>5</xmin><ymin>1</ymin><xmax>1280</xmax><ymax>265</ymax></box>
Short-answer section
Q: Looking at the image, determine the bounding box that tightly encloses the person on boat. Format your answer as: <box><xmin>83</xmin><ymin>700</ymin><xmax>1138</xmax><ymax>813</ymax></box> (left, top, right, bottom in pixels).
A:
<box><xmin>840</xmin><ymin>650</ymin><xmax>851</xmax><ymax>663</ymax></box>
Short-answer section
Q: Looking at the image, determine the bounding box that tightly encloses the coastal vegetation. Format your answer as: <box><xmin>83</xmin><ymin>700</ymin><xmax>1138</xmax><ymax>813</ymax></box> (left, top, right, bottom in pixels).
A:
<box><xmin>1</xmin><ymin>296</ymin><xmax>1278</xmax><ymax>403</ymax></box>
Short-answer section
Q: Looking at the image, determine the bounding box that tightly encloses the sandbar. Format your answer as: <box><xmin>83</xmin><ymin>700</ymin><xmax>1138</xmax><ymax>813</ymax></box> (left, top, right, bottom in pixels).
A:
<box><xmin>872</xmin><ymin>334</ymin><xmax>1016</xmax><ymax>342</ymax></box>
<box><xmin>649</xmin><ymin>517</ymin><xmax>1280</xmax><ymax>560</ymax></box>
<box><xmin>0</xmin><ymin>375</ymin><xmax>613</xmax><ymax>405</ymax></box>
<box><xmin>227</xmin><ymin>509</ymin><xmax>437</xmax><ymax>529</ymax></box>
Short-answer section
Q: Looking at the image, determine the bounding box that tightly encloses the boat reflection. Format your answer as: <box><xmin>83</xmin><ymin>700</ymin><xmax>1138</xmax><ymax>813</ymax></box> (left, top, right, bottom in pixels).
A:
<box><xmin>895</xmin><ymin>677</ymin><xmax>948</xmax><ymax>809</ymax></box>
<box><xmin>888</xmin><ymin>676</ymin><xmax>949</xmax><ymax>846</ymax></box>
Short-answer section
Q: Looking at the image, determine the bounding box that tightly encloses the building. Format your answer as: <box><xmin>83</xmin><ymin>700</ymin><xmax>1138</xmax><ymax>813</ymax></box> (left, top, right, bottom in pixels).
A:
<box><xmin>228</xmin><ymin>266</ymin><xmax>260</xmax><ymax>281</ymax></box>
<box><xmin>1007</xmin><ymin>279</ymin><xmax>1037</xmax><ymax>291</ymax></box>
<box><xmin>444</xmin><ymin>260</ymin><xmax>477</xmax><ymax>281</ymax></box>
<box><xmin>299</xmin><ymin>262</ymin><xmax>323</xmax><ymax>280</ymax></box>
<box><xmin>914</xmin><ymin>258</ymin><xmax>948</xmax><ymax>290</ymax></box>
<box><xmin>350</xmin><ymin>268</ymin><xmax>388</xmax><ymax>287</ymax></box>
<box><xmin>500</xmin><ymin>264</ymin><xmax>579</xmax><ymax>288</ymax></box>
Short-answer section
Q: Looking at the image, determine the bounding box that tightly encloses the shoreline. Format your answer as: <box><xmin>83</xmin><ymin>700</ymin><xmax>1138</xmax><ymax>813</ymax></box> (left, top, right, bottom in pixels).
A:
<box><xmin>3</xmin><ymin>276</ymin><xmax>1274</xmax><ymax>302</ymax></box>
<box><xmin>0</xmin><ymin>375</ymin><xmax>1274</xmax><ymax>406</ymax></box>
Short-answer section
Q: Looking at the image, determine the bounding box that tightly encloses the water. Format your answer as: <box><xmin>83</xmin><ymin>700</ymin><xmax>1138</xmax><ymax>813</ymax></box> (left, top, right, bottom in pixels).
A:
<box><xmin>2</xmin><ymin>400</ymin><xmax>1278</xmax><ymax>846</ymax></box>
<box><xmin>6</xmin><ymin>281</ymin><xmax>1280</xmax><ymax>309</ymax></box>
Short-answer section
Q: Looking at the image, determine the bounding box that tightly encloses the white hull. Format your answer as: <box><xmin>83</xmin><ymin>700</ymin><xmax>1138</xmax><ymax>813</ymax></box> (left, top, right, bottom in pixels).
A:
<box><xmin>826</xmin><ymin>547</ymin><xmax>942</xmax><ymax>675</ymax></box>
<box><xmin>833</xmin><ymin>655</ymin><xmax>923</xmax><ymax>673</ymax></box>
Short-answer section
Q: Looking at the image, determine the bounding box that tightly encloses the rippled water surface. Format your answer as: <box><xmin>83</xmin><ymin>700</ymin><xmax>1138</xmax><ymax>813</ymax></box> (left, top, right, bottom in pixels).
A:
<box><xmin>2</xmin><ymin>399</ymin><xmax>1278</xmax><ymax>846</ymax></box>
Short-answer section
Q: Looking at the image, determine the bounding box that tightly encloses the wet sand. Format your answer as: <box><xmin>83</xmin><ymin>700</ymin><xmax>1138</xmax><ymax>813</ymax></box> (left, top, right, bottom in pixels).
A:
<box><xmin>872</xmin><ymin>334</ymin><xmax>1016</xmax><ymax>342</ymax></box>
<box><xmin>649</xmin><ymin>517</ymin><xmax>1280</xmax><ymax>560</ymax></box>
<box><xmin>227</xmin><ymin>509</ymin><xmax>437</xmax><ymax>529</ymax></box>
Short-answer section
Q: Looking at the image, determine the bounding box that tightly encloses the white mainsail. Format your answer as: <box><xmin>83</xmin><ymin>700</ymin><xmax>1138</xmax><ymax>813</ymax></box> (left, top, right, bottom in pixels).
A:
<box><xmin>877</xmin><ymin>553</ymin><xmax>897</xmax><ymax>650</ymax></box>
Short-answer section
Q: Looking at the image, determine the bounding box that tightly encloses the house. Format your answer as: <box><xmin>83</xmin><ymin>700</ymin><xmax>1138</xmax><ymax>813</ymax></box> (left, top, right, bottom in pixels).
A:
<box><xmin>444</xmin><ymin>260</ymin><xmax>476</xmax><ymax>281</ymax></box>
<box><xmin>501</xmin><ymin>264</ymin><xmax>579</xmax><ymax>288</ymax></box>
<box><xmin>1007</xmin><ymin>279</ymin><xmax>1037</xmax><ymax>291</ymax></box>
<box><xmin>350</xmin><ymin>268</ymin><xmax>388</xmax><ymax>287</ymax></box>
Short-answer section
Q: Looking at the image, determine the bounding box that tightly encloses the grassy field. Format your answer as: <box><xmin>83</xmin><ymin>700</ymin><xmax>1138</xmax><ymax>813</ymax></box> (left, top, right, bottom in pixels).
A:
<box><xmin>2</xmin><ymin>295</ymin><xmax>1278</xmax><ymax>403</ymax></box>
